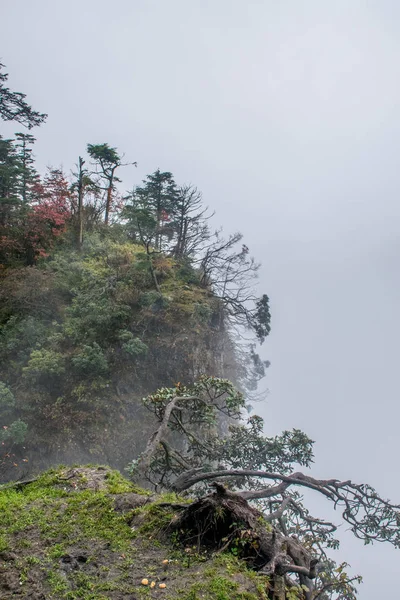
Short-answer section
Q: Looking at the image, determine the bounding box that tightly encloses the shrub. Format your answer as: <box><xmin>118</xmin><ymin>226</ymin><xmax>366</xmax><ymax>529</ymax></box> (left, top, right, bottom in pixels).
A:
<box><xmin>139</xmin><ymin>292</ymin><xmax>169</xmax><ymax>310</ymax></box>
<box><xmin>118</xmin><ymin>331</ymin><xmax>148</xmax><ymax>358</ymax></box>
<box><xmin>0</xmin><ymin>419</ymin><xmax>28</xmax><ymax>444</ymax></box>
<box><xmin>0</xmin><ymin>382</ymin><xmax>15</xmax><ymax>410</ymax></box>
<box><xmin>0</xmin><ymin>316</ymin><xmax>49</xmax><ymax>364</ymax></box>
<box><xmin>64</xmin><ymin>296</ymin><xmax>130</xmax><ymax>344</ymax></box>
<box><xmin>176</xmin><ymin>261</ymin><xmax>200</xmax><ymax>285</ymax></box>
<box><xmin>23</xmin><ymin>349</ymin><xmax>65</xmax><ymax>381</ymax></box>
<box><xmin>71</xmin><ymin>343</ymin><xmax>109</xmax><ymax>376</ymax></box>
<box><xmin>192</xmin><ymin>302</ymin><xmax>212</xmax><ymax>324</ymax></box>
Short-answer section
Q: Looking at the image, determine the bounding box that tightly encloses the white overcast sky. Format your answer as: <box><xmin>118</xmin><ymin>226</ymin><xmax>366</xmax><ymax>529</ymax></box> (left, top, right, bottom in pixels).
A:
<box><xmin>2</xmin><ymin>1</ymin><xmax>400</xmax><ymax>596</ymax></box>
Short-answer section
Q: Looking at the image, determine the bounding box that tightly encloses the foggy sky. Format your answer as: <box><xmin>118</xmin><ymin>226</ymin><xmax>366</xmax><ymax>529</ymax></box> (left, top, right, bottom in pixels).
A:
<box><xmin>2</xmin><ymin>1</ymin><xmax>400</xmax><ymax>596</ymax></box>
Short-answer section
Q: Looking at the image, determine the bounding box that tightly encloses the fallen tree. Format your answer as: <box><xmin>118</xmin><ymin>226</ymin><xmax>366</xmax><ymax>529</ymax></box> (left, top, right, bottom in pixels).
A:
<box><xmin>128</xmin><ymin>376</ymin><xmax>399</xmax><ymax>599</ymax></box>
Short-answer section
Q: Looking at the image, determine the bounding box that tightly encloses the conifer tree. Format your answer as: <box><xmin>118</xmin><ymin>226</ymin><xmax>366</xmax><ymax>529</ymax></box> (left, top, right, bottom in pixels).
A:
<box><xmin>0</xmin><ymin>63</ymin><xmax>47</xmax><ymax>129</ymax></box>
<box><xmin>14</xmin><ymin>132</ymin><xmax>39</xmax><ymax>203</ymax></box>
<box><xmin>87</xmin><ymin>143</ymin><xmax>134</xmax><ymax>225</ymax></box>
<box><xmin>130</xmin><ymin>170</ymin><xmax>179</xmax><ymax>252</ymax></box>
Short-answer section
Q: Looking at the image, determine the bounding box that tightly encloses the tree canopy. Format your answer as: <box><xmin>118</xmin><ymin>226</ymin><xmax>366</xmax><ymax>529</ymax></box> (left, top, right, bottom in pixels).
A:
<box><xmin>0</xmin><ymin>63</ymin><xmax>47</xmax><ymax>129</ymax></box>
<box><xmin>129</xmin><ymin>376</ymin><xmax>399</xmax><ymax>599</ymax></box>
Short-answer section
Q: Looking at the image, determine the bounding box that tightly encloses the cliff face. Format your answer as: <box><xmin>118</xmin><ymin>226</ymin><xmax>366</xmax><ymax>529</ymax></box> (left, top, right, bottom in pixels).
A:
<box><xmin>0</xmin><ymin>234</ymin><xmax>233</xmax><ymax>482</ymax></box>
<box><xmin>0</xmin><ymin>466</ymin><xmax>268</xmax><ymax>600</ymax></box>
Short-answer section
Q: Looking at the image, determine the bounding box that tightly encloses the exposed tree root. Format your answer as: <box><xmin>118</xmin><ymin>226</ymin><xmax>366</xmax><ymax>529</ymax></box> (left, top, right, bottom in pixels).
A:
<box><xmin>170</xmin><ymin>482</ymin><xmax>318</xmax><ymax>599</ymax></box>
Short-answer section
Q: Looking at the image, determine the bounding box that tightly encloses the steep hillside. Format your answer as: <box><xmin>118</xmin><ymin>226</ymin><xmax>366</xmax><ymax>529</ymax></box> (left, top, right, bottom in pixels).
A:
<box><xmin>0</xmin><ymin>232</ymin><xmax>234</xmax><ymax>481</ymax></box>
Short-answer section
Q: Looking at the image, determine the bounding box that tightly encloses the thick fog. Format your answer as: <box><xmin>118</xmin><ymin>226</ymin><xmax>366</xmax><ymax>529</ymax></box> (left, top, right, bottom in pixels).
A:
<box><xmin>2</xmin><ymin>1</ymin><xmax>400</xmax><ymax>596</ymax></box>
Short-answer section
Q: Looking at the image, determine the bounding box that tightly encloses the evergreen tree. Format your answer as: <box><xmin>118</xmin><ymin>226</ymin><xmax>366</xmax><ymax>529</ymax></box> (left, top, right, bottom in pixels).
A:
<box><xmin>70</xmin><ymin>157</ymin><xmax>103</xmax><ymax>238</ymax></box>
<box><xmin>87</xmin><ymin>143</ymin><xmax>134</xmax><ymax>225</ymax></box>
<box><xmin>14</xmin><ymin>132</ymin><xmax>39</xmax><ymax>203</ymax></box>
<box><xmin>0</xmin><ymin>136</ymin><xmax>26</xmax><ymax>265</ymax></box>
<box><xmin>0</xmin><ymin>63</ymin><xmax>47</xmax><ymax>129</ymax></box>
<box><xmin>0</xmin><ymin>136</ymin><xmax>21</xmax><ymax>226</ymax></box>
<box><xmin>126</xmin><ymin>170</ymin><xmax>179</xmax><ymax>252</ymax></box>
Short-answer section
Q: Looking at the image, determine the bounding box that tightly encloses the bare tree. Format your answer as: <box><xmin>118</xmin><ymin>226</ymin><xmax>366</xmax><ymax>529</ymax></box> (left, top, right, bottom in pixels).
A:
<box><xmin>195</xmin><ymin>231</ymin><xmax>271</xmax><ymax>342</ymax></box>
<box><xmin>171</xmin><ymin>184</ymin><xmax>213</xmax><ymax>259</ymax></box>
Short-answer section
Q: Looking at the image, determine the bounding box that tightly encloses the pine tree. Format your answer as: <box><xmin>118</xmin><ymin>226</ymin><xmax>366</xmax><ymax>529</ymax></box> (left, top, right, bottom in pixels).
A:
<box><xmin>14</xmin><ymin>132</ymin><xmax>39</xmax><ymax>203</ymax></box>
<box><xmin>0</xmin><ymin>137</ymin><xmax>22</xmax><ymax>226</ymax></box>
<box><xmin>129</xmin><ymin>170</ymin><xmax>179</xmax><ymax>252</ymax></box>
<box><xmin>0</xmin><ymin>63</ymin><xmax>47</xmax><ymax>129</ymax></box>
<box><xmin>0</xmin><ymin>136</ymin><xmax>28</xmax><ymax>263</ymax></box>
<box><xmin>87</xmin><ymin>143</ymin><xmax>134</xmax><ymax>225</ymax></box>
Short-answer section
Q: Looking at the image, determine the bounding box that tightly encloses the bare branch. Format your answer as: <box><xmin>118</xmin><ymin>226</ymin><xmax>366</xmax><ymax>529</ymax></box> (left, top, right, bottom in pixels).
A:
<box><xmin>135</xmin><ymin>395</ymin><xmax>201</xmax><ymax>480</ymax></box>
<box><xmin>264</xmin><ymin>497</ymin><xmax>292</xmax><ymax>522</ymax></box>
<box><xmin>172</xmin><ymin>468</ymin><xmax>400</xmax><ymax>547</ymax></box>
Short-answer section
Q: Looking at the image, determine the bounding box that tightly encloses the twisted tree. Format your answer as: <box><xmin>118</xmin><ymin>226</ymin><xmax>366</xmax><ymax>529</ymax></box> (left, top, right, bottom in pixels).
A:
<box><xmin>129</xmin><ymin>376</ymin><xmax>399</xmax><ymax>599</ymax></box>
<box><xmin>0</xmin><ymin>63</ymin><xmax>47</xmax><ymax>128</ymax></box>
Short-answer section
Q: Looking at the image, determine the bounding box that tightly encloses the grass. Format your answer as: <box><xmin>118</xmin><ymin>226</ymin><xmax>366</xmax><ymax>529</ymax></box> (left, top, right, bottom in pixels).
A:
<box><xmin>0</xmin><ymin>465</ymin><xmax>269</xmax><ymax>600</ymax></box>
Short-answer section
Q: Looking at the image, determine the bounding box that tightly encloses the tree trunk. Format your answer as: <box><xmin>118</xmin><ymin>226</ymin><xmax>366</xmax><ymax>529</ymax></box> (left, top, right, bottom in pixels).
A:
<box><xmin>104</xmin><ymin>165</ymin><xmax>117</xmax><ymax>226</ymax></box>
<box><xmin>77</xmin><ymin>157</ymin><xmax>84</xmax><ymax>250</ymax></box>
<box><xmin>146</xmin><ymin>243</ymin><xmax>161</xmax><ymax>294</ymax></box>
<box><xmin>104</xmin><ymin>182</ymin><xmax>112</xmax><ymax>226</ymax></box>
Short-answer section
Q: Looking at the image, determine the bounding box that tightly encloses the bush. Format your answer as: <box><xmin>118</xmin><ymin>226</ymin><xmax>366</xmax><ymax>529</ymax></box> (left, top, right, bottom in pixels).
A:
<box><xmin>0</xmin><ymin>267</ymin><xmax>60</xmax><ymax>323</ymax></box>
<box><xmin>118</xmin><ymin>331</ymin><xmax>148</xmax><ymax>358</ymax></box>
<box><xmin>192</xmin><ymin>302</ymin><xmax>212</xmax><ymax>324</ymax></box>
<box><xmin>139</xmin><ymin>292</ymin><xmax>169</xmax><ymax>310</ymax></box>
<box><xmin>23</xmin><ymin>349</ymin><xmax>65</xmax><ymax>381</ymax></box>
<box><xmin>0</xmin><ymin>382</ymin><xmax>15</xmax><ymax>410</ymax></box>
<box><xmin>0</xmin><ymin>419</ymin><xmax>28</xmax><ymax>444</ymax></box>
<box><xmin>71</xmin><ymin>343</ymin><xmax>109</xmax><ymax>376</ymax></box>
<box><xmin>176</xmin><ymin>261</ymin><xmax>200</xmax><ymax>285</ymax></box>
<box><xmin>0</xmin><ymin>316</ymin><xmax>49</xmax><ymax>364</ymax></box>
<box><xmin>64</xmin><ymin>296</ymin><xmax>130</xmax><ymax>344</ymax></box>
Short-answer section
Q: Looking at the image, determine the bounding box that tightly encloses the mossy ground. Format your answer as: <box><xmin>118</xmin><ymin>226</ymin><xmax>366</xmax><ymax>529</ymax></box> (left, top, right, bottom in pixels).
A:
<box><xmin>0</xmin><ymin>466</ymin><xmax>268</xmax><ymax>599</ymax></box>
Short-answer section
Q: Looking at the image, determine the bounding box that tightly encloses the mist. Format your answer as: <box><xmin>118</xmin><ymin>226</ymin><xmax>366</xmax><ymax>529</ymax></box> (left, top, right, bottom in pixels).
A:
<box><xmin>2</xmin><ymin>0</ymin><xmax>400</xmax><ymax>596</ymax></box>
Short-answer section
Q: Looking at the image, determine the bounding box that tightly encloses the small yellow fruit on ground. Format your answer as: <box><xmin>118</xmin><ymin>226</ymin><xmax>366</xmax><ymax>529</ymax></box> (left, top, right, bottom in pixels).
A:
<box><xmin>150</xmin><ymin>582</ymin><xmax>156</xmax><ymax>588</ymax></box>
<box><xmin>159</xmin><ymin>583</ymin><xmax>167</xmax><ymax>589</ymax></box>
<box><xmin>141</xmin><ymin>579</ymin><xmax>149</xmax><ymax>586</ymax></box>
<box><xmin>162</xmin><ymin>559</ymin><xmax>169</xmax><ymax>564</ymax></box>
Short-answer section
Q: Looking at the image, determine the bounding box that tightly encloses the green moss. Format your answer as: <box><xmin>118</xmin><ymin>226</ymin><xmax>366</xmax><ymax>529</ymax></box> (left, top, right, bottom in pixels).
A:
<box><xmin>104</xmin><ymin>469</ymin><xmax>148</xmax><ymax>494</ymax></box>
<box><xmin>0</xmin><ymin>466</ymin><xmax>267</xmax><ymax>600</ymax></box>
<box><xmin>130</xmin><ymin>490</ymin><xmax>191</xmax><ymax>539</ymax></box>
<box><xmin>131</xmin><ymin>505</ymin><xmax>174</xmax><ymax>537</ymax></box>
<box><xmin>25</xmin><ymin>555</ymin><xmax>42</xmax><ymax>566</ymax></box>
<box><xmin>0</xmin><ymin>467</ymin><xmax>140</xmax><ymax>552</ymax></box>
<box><xmin>172</xmin><ymin>574</ymin><xmax>265</xmax><ymax>600</ymax></box>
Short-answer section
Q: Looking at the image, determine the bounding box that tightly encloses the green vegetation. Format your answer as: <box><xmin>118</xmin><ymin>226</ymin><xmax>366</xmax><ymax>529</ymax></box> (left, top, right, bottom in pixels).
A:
<box><xmin>1</xmin><ymin>62</ymin><xmax>390</xmax><ymax>600</ymax></box>
<box><xmin>1</xmin><ymin>84</ymin><xmax>270</xmax><ymax>480</ymax></box>
<box><xmin>0</xmin><ymin>466</ymin><xmax>268</xmax><ymax>600</ymax></box>
<box><xmin>0</xmin><ymin>233</ymin><xmax>234</xmax><ymax>478</ymax></box>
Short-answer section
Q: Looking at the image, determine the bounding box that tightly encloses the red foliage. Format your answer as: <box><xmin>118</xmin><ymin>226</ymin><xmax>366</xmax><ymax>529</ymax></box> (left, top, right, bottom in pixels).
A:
<box><xmin>25</xmin><ymin>168</ymin><xmax>72</xmax><ymax>260</ymax></box>
<box><xmin>0</xmin><ymin>168</ymin><xmax>72</xmax><ymax>266</ymax></box>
